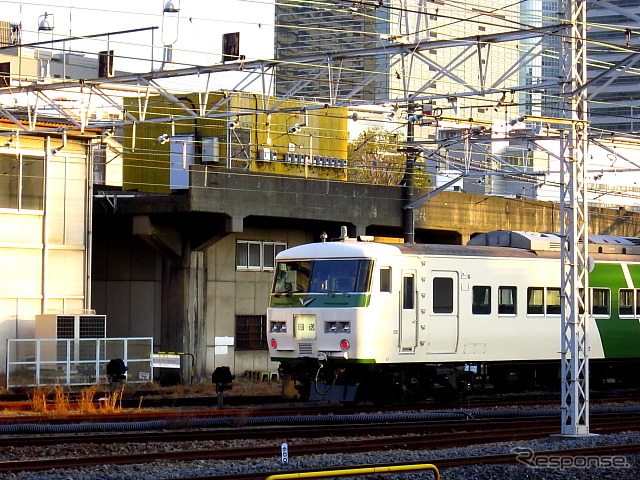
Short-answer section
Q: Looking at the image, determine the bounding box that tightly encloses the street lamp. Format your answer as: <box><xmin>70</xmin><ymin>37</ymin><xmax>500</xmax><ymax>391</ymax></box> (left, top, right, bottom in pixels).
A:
<box><xmin>38</xmin><ymin>13</ymin><xmax>54</xmax><ymax>31</ymax></box>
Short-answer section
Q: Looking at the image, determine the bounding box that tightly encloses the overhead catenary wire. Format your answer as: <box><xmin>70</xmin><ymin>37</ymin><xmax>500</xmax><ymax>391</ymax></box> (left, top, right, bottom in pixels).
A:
<box><xmin>1</xmin><ymin>0</ymin><xmax>639</xmax><ymax>199</ymax></box>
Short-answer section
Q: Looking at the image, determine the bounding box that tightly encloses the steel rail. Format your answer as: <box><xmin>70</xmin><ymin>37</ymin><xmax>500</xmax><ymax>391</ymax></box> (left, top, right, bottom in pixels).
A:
<box><xmin>0</xmin><ymin>414</ymin><xmax>638</xmax><ymax>473</ymax></box>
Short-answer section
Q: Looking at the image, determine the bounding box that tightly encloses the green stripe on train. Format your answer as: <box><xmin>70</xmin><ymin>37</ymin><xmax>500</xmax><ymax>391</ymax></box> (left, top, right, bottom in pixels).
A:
<box><xmin>269</xmin><ymin>294</ymin><xmax>371</xmax><ymax>308</ymax></box>
<box><xmin>590</xmin><ymin>262</ymin><xmax>640</xmax><ymax>358</ymax></box>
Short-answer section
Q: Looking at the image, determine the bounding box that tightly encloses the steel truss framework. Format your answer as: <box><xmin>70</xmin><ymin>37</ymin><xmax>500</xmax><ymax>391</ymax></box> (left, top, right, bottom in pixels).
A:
<box><xmin>0</xmin><ymin>0</ymin><xmax>623</xmax><ymax>437</ymax></box>
<box><xmin>559</xmin><ymin>0</ymin><xmax>590</xmax><ymax>437</ymax></box>
<box><xmin>0</xmin><ymin>25</ymin><xmax>565</xmax><ymax>134</ymax></box>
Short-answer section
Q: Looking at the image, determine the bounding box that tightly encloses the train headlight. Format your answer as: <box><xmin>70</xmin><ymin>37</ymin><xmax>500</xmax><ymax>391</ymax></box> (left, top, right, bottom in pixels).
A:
<box><xmin>270</xmin><ymin>338</ymin><xmax>278</xmax><ymax>349</ymax></box>
<box><xmin>325</xmin><ymin>321</ymin><xmax>351</xmax><ymax>333</ymax></box>
<box><xmin>270</xmin><ymin>321</ymin><xmax>286</xmax><ymax>332</ymax></box>
<box><xmin>340</xmin><ymin>339</ymin><xmax>350</xmax><ymax>350</ymax></box>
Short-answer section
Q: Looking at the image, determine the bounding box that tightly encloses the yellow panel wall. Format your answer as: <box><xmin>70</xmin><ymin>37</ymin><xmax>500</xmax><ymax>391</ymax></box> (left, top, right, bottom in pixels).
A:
<box><xmin>123</xmin><ymin>92</ymin><xmax>349</xmax><ymax>193</ymax></box>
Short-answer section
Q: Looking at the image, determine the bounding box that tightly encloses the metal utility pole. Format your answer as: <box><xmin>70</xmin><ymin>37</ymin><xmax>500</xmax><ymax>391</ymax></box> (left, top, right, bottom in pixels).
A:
<box><xmin>559</xmin><ymin>0</ymin><xmax>590</xmax><ymax>436</ymax></box>
<box><xmin>401</xmin><ymin>102</ymin><xmax>417</xmax><ymax>244</ymax></box>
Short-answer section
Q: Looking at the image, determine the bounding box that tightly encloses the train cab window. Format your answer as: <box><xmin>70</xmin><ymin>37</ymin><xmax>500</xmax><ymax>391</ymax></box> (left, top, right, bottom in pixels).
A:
<box><xmin>546</xmin><ymin>288</ymin><xmax>561</xmax><ymax>315</ymax></box>
<box><xmin>472</xmin><ymin>286</ymin><xmax>491</xmax><ymax>315</ymax></box>
<box><xmin>380</xmin><ymin>267</ymin><xmax>392</xmax><ymax>293</ymax></box>
<box><xmin>619</xmin><ymin>289</ymin><xmax>634</xmax><ymax>316</ymax></box>
<box><xmin>433</xmin><ymin>277</ymin><xmax>454</xmax><ymax>313</ymax></box>
<box><xmin>591</xmin><ymin>288</ymin><xmax>610</xmax><ymax>316</ymax></box>
<box><xmin>527</xmin><ymin>287</ymin><xmax>544</xmax><ymax>314</ymax></box>
<box><xmin>274</xmin><ymin>261</ymin><xmax>311</xmax><ymax>293</ymax></box>
<box><xmin>498</xmin><ymin>286</ymin><xmax>517</xmax><ymax>315</ymax></box>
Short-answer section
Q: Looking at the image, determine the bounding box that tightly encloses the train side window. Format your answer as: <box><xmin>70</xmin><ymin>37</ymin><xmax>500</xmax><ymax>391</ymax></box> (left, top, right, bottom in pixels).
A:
<box><xmin>498</xmin><ymin>286</ymin><xmax>517</xmax><ymax>315</ymax></box>
<box><xmin>433</xmin><ymin>277</ymin><xmax>454</xmax><ymax>313</ymax></box>
<box><xmin>527</xmin><ymin>287</ymin><xmax>544</xmax><ymax>314</ymax></box>
<box><xmin>472</xmin><ymin>286</ymin><xmax>491</xmax><ymax>315</ymax></box>
<box><xmin>591</xmin><ymin>288</ymin><xmax>610</xmax><ymax>316</ymax></box>
<box><xmin>546</xmin><ymin>288</ymin><xmax>561</xmax><ymax>315</ymax></box>
<box><xmin>619</xmin><ymin>289</ymin><xmax>634</xmax><ymax>316</ymax></box>
<box><xmin>403</xmin><ymin>275</ymin><xmax>415</xmax><ymax>310</ymax></box>
<box><xmin>380</xmin><ymin>267</ymin><xmax>392</xmax><ymax>293</ymax></box>
<box><xmin>636</xmin><ymin>290</ymin><xmax>640</xmax><ymax>316</ymax></box>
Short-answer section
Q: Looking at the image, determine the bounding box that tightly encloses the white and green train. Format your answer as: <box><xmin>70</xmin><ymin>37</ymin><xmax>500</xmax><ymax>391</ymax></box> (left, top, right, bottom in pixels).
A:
<box><xmin>267</xmin><ymin>230</ymin><xmax>640</xmax><ymax>404</ymax></box>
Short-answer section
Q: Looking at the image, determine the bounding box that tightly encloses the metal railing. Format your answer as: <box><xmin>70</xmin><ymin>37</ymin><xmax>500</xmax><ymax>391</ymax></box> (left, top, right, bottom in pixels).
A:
<box><xmin>265</xmin><ymin>463</ymin><xmax>440</xmax><ymax>480</ymax></box>
<box><xmin>6</xmin><ymin>337</ymin><xmax>153</xmax><ymax>388</ymax></box>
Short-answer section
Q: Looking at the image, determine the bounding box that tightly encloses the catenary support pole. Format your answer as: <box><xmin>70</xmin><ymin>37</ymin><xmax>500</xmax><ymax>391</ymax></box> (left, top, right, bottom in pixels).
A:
<box><xmin>559</xmin><ymin>0</ymin><xmax>590</xmax><ymax>437</ymax></box>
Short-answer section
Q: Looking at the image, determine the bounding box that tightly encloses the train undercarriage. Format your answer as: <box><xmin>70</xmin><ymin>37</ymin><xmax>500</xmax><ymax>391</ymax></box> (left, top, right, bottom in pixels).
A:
<box><xmin>279</xmin><ymin>358</ymin><xmax>640</xmax><ymax>404</ymax></box>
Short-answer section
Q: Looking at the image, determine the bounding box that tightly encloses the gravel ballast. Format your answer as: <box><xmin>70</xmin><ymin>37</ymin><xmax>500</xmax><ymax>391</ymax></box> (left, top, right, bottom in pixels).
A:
<box><xmin>0</xmin><ymin>430</ymin><xmax>638</xmax><ymax>479</ymax></box>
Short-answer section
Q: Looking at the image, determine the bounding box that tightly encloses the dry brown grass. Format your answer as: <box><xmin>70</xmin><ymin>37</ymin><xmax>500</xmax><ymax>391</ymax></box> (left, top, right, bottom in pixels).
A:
<box><xmin>25</xmin><ymin>384</ymin><xmax>129</xmax><ymax>415</ymax></box>
<box><xmin>78</xmin><ymin>384</ymin><xmax>100</xmax><ymax>413</ymax></box>
<box><xmin>10</xmin><ymin>376</ymin><xmax>281</xmax><ymax>416</ymax></box>
<box><xmin>52</xmin><ymin>386</ymin><xmax>70</xmax><ymax>413</ymax></box>
<box><xmin>30</xmin><ymin>386</ymin><xmax>49</xmax><ymax>413</ymax></box>
<box><xmin>101</xmin><ymin>384</ymin><xmax>125</xmax><ymax>412</ymax></box>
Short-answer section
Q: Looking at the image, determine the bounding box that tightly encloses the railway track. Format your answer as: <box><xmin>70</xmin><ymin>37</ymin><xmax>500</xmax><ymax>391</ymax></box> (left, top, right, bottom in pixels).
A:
<box><xmin>0</xmin><ymin>412</ymin><xmax>638</xmax><ymax>447</ymax></box>
<box><xmin>0</xmin><ymin>412</ymin><xmax>638</xmax><ymax>473</ymax></box>
<box><xmin>0</xmin><ymin>389</ymin><xmax>637</xmax><ymax>421</ymax></box>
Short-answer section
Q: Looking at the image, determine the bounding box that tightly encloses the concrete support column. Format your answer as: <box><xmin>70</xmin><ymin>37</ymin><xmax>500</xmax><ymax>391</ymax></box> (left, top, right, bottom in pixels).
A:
<box><xmin>159</xmin><ymin>248</ymin><xmax>207</xmax><ymax>384</ymax></box>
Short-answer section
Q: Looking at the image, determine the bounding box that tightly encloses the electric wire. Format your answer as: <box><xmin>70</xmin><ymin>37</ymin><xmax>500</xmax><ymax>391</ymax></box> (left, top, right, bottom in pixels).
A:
<box><xmin>1</xmin><ymin>0</ymin><xmax>639</xmax><ymax>203</ymax></box>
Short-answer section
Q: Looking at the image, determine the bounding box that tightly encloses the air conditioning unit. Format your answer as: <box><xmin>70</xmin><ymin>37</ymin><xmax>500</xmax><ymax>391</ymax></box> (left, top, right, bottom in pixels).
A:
<box><xmin>35</xmin><ymin>314</ymin><xmax>107</xmax><ymax>362</ymax></box>
<box><xmin>36</xmin><ymin>314</ymin><xmax>107</xmax><ymax>339</ymax></box>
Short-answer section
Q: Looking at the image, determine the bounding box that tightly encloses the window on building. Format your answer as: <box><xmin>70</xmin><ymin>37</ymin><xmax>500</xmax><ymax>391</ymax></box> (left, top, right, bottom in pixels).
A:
<box><xmin>91</xmin><ymin>144</ymin><xmax>107</xmax><ymax>185</ymax></box>
<box><xmin>591</xmin><ymin>288</ymin><xmax>610</xmax><ymax>316</ymax></box>
<box><xmin>263</xmin><ymin>242</ymin><xmax>286</xmax><ymax>270</ymax></box>
<box><xmin>498</xmin><ymin>286</ymin><xmax>517</xmax><ymax>314</ymax></box>
<box><xmin>433</xmin><ymin>277</ymin><xmax>454</xmax><ymax>313</ymax></box>
<box><xmin>0</xmin><ymin>154</ymin><xmax>44</xmax><ymax>210</ymax></box>
<box><xmin>0</xmin><ymin>62</ymin><xmax>10</xmax><ymax>87</ymax></box>
<box><xmin>527</xmin><ymin>287</ymin><xmax>544</xmax><ymax>314</ymax></box>
<box><xmin>236</xmin><ymin>240</ymin><xmax>287</xmax><ymax>271</ymax></box>
<box><xmin>472</xmin><ymin>286</ymin><xmax>491</xmax><ymax>314</ymax></box>
<box><xmin>235</xmin><ymin>315</ymin><xmax>267</xmax><ymax>350</ymax></box>
<box><xmin>380</xmin><ymin>267</ymin><xmax>391</xmax><ymax>292</ymax></box>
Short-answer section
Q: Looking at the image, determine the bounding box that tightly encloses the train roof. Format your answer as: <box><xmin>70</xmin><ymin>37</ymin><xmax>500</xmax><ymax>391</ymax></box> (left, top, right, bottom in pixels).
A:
<box><xmin>468</xmin><ymin>230</ymin><xmax>640</xmax><ymax>255</ymax></box>
<box><xmin>277</xmin><ymin>240</ymin><xmax>404</xmax><ymax>260</ymax></box>
<box><xmin>276</xmin><ymin>230</ymin><xmax>640</xmax><ymax>262</ymax></box>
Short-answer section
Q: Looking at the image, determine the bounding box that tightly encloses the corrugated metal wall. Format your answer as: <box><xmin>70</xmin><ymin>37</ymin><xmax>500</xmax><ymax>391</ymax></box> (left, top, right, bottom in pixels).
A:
<box><xmin>123</xmin><ymin>92</ymin><xmax>348</xmax><ymax>193</ymax></box>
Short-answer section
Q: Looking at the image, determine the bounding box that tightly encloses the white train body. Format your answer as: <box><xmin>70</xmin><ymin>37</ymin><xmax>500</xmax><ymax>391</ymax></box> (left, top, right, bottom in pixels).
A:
<box><xmin>267</xmin><ymin>231</ymin><xmax>640</xmax><ymax>403</ymax></box>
